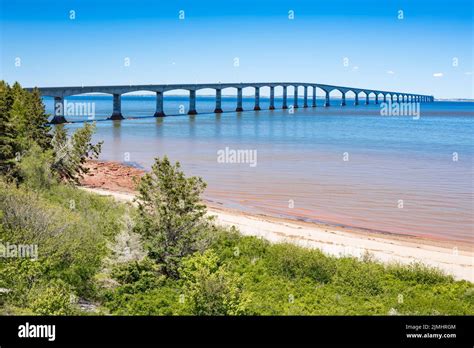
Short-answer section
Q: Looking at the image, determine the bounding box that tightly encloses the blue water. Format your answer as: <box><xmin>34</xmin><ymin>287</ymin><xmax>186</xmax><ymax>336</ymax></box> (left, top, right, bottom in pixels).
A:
<box><xmin>45</xmin><ymin>95</ymin><xmax>474</xmax><ymax>243</ymax></box>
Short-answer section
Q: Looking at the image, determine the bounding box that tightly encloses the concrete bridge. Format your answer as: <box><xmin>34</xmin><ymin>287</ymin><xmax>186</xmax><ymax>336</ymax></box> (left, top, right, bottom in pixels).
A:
<box><xmin>27</xmin><ymin>83</ymin><xmax>434</xmax><ymax>124</ymax></box>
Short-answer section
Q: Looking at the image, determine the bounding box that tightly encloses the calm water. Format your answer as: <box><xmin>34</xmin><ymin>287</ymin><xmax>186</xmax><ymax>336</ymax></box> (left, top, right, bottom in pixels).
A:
<box><xmin>45</xmin><ymin>95</ymin><xmax>474</xmax><ymax>244</ymax></box>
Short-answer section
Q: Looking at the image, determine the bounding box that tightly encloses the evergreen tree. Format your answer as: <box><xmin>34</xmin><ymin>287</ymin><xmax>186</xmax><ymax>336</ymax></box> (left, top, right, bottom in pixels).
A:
<box><xmin>134</xmin><ymin>156</ymin><xmax>211</xmax><ymax>278</ymax></box>
<box><xmin>26</xmin><ymin>88</ymin><xmax>52</xmax><ymax>151</ymax></box>
<box><xmin>0</xmin><ymin>81</ymin><xmax>18</xmax><ymax>175</ymax></box>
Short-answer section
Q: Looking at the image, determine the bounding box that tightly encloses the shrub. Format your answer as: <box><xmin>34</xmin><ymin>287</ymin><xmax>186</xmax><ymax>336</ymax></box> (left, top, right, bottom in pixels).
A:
<box><xmin>110</xmin><ymin>258</ymin><xmax>164</xmax><ymax>294</ymax></box>
<box><xmin>28</xmin><ymin>279</ymin><xmax>75</xmax><ymax>315</ymax></box>
<box><xmin>134</xmin><ymin>156</ymin><xmax>212</xmax><ymax>278</ymax></box>
<box><xmin>179</xmin><ymin>250</ymin><xmax>250</xmax><ymax>315</ymax></box>
<box><xmin>386</xmin><ymin>262</ymin><xmax>453</xmax><ymax>285</ymax></box>
<box><xmin>264</xmin><ymin>243</ymin><xmax>336</xmax><ymax>283</ymax></box>
<box><xmin>18</xmin><ymin>143</ymin><xmax>56</xmax><ymax>190</ymax></box>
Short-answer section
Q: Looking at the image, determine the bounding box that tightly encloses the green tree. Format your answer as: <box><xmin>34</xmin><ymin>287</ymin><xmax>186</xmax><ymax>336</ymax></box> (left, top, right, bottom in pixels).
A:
<box><xmin>51</xmin><ymin>123</ymin><xmax>102</xmax><ymax>183</ymax></box>
<box><xmin>134</xmin><ymin>156</ymin><xmax>211</xmax><ymax>278</ymax></box>
<box><xmin>0</xmin><ymin>81</ymin><xmax>52</xmax><ymax>177</ymax></box>
<box><xmin>180</xmin><ymin>250</ymin><xmax>249</xmax><ymax>315</ymax></box>
<box><xmin>18</xmin><ymin>143</ymin><xmax>56</xmax><ymax>190</ymax></box>
<box><xmin>25</xmin><ymin>88</ymin><xmax>52</xmax><ymax>151</ymax></box>
<box><xmin>0</xmin><ymin>81</ymin><xmax>17</xmax><ymax>175</ymax></box>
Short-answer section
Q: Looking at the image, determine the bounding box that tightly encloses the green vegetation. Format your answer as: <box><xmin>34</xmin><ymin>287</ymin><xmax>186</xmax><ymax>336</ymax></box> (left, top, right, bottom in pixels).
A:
<box><xmin>0</xmin><ymin>81</ymin><xmax>473</xmax><ymax>315</ymax></box>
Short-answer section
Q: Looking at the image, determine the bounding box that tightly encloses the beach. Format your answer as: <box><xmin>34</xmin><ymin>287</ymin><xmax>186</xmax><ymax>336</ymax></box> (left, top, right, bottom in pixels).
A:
<box><xmin>80</xmin><ymin>160</ymin><xmax>474</xmax><ymax>282</ymax></box>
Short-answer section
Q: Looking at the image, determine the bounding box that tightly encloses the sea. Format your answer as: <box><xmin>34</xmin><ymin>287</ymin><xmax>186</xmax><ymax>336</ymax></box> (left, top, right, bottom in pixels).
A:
<box><xmin>43</xmin><ymin>94</ymin><xmax>474</xmax><ymax>244</ymax></box>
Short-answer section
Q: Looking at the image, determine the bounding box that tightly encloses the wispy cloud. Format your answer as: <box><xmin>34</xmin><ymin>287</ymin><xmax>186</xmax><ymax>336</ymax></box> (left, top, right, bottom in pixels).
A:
<box><xmin>433</xmin><ymin>72</ymin><xmax>444</xmax><ymax>77</ymax></box>
<box><xmin>387</xmin><ymin>70</ymin><xmax>395</xmax><ymax>75</ymax></box>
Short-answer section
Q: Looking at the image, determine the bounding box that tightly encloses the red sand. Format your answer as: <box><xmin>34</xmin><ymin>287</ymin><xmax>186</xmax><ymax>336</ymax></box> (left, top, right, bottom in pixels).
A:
<box><xmin>80</xmin><ymin>160</ymin><xmax>145</xmax><ymax>193</ymax></box>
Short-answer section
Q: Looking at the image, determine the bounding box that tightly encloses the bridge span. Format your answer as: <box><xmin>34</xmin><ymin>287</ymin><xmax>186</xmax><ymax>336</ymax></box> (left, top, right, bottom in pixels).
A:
<box><xmin>26</xmin><ymin>83</ymin><xmax>434</xmax><ymax>124</ymax></box>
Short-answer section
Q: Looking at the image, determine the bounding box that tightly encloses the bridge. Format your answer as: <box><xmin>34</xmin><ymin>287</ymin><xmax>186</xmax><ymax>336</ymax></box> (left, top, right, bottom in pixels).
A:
<box><xmin>27</xmin><ymin>83</ymin><xmax>434</xmax><ymax>124</ymax></box>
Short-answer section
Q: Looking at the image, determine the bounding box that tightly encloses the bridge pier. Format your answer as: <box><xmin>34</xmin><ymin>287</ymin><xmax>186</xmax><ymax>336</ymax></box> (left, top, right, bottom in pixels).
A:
<box><xmin>236</xmin><ymin>88</ymin><xmax>243</xmax><ymax>111</ymax></box>
<box><xmin>214</xmin><ymin>89</ymin><xmax>223</xmax><ymax>113</ymax></box>
<box><xmin>154</xmin><ymin>91</ymin><xmax>165</xmax><ymax>117</ymax></box>
<box><xmin>254</xmin><ymin>87</ymin><xmax>261</xmax><ymax>111</ymax></box>
<box><xmin>51</xmin><ymin>96</ymin><xmax>67</xmax><ymax>124</ymax></box>
<box><xmin>33</xmin><ymin>83</ymin><xmax>433</xmax><ymax>119</ymax></box>
<box><xmin>109</xmin><ymin>94</ymin><xmax>124</xmax><ymax>120</ymax></box>
<box><xmin>293</xmin><ymin>86</ymin><xmax>299</xmax><ymax>108</ymax></box>
<box><xmin>269</xmin><ymin>87</ymin><xmax>275</xmax><ymax>110</ymax></box>
<box><xmin>188</xmin><ymin>90</ymin><xmax>197</xmax><ymax>115</ymax></box>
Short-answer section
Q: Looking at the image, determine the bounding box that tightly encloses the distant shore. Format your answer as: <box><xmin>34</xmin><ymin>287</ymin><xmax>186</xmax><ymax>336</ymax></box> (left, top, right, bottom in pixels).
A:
<box><xmin>79</xmin><ymin>160</ymin><xmax>473</xmax><ymax>282</ymax></box>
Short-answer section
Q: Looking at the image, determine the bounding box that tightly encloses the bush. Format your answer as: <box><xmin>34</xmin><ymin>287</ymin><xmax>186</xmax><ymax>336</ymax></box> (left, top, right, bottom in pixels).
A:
<box><xmin>180</xmin><ymin>250</ymin><xmax>250</xmax><ymax>315</ymax></box>
<box><xmin>110</xmin><ymin>258</ymin><xmax>164</xmax><ymax>294</ymax></box>
<box><xmin>134</xmin><ymin>156</ymin><xmax>212</xmax><ymax>278</ymax></box>
<box><xmin>386</xmin><ymin>262</ymin><xmax>453</xmax><ymax>285</ymax></box>
<box><xmin>28</xmin><ymin>280</ymin><xmax>75</xmax><ymax>315</ymax></box>
<box><xmin>264</xmin><ymin>243</ymin><xmax>336</xmax><ymax>283</ymax></box>
<box><xmin>0</xmin><ymin>180</ymin><xmax>125</xmax><ymax>313</ymax></box>
<box><xmin>18</xmin><ymin>143</ymin><xmax>56</xmax><ymax>190</ymax></box>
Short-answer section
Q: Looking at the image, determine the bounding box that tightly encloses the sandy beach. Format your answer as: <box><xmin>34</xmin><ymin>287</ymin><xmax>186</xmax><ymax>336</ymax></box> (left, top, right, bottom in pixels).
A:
<box><xmin>80</xmin><ymin>161</ymin><xmax>473</xmax><ymax>282</ymax></box>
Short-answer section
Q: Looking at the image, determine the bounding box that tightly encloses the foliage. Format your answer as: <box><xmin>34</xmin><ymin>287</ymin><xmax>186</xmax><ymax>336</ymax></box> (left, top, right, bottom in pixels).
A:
<box><xmin>179</xmin><ymin>250</ymin><xmax>250</xmax><ymax>315</ymax></box>
<box><xmin>0</xmin><ymin>82</ymin><xmax>51</xmax><ymax>178</ymax></box>
<box><xmin>17</xmin><ymin>143</ymin><xmax>57</xmax><ymax>190</ymax></box>
<box><xmin>134</xmin><ymin>156</ymin><xmax>211</xmax><ymax>278</ymax></box>
<box><xmin>0</xmin><ymin>81</ymin><xmax>20</xmax><ymax>175</ymax></box>
<box><xmin>0</xmin><ymin>180</ymin><xmax>125</xmax><ymax>314</ymax></box>
<box><xmin>51</xmin><ymin>123</ymin><xmax>102</xmax><ymax>183</ymax></box>
<box><xmin>0</xmin><ymin>80</ymin><xmax>472</xmax><ymax>316</ymax></box>
<box><xmin>28</xmin><ymin>279</ymin><xmax>75</xmax><ymax>315</ymax></box>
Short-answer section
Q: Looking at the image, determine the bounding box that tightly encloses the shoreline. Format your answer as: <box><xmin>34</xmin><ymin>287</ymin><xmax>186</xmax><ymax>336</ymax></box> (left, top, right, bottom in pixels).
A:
<box><xmin>79</xmin><ymin>160</ymin><xmax>473</xmax><ymax>282</ymax></box>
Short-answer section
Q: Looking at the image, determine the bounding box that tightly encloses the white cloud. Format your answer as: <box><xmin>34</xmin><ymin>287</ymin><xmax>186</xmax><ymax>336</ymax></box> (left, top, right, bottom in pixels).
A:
<box><xmin>433</xmin><ymin>72</ymin><xmax>444</xmax><ymax>77</ymax></box>
<box><xmin>386</xmin><ymin>70</ymin><xmax>395</xmax><ymax>75</ymax></box>
<box><xmin>352</xmin><ymin>66</ymin><xmax>359</xmax><ymax>71</ymax></box>
<box><xmin>465</xmin><ymin>71</ymin><xmax>472</xmax><ymax>75</ymax></box>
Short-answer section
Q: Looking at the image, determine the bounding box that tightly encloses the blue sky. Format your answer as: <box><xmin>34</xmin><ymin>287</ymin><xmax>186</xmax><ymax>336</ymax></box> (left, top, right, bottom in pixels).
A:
<box><xmin>1</xmin><ymin>0</ymin><xmax>472</xmax><ymax>98</ymax></box>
